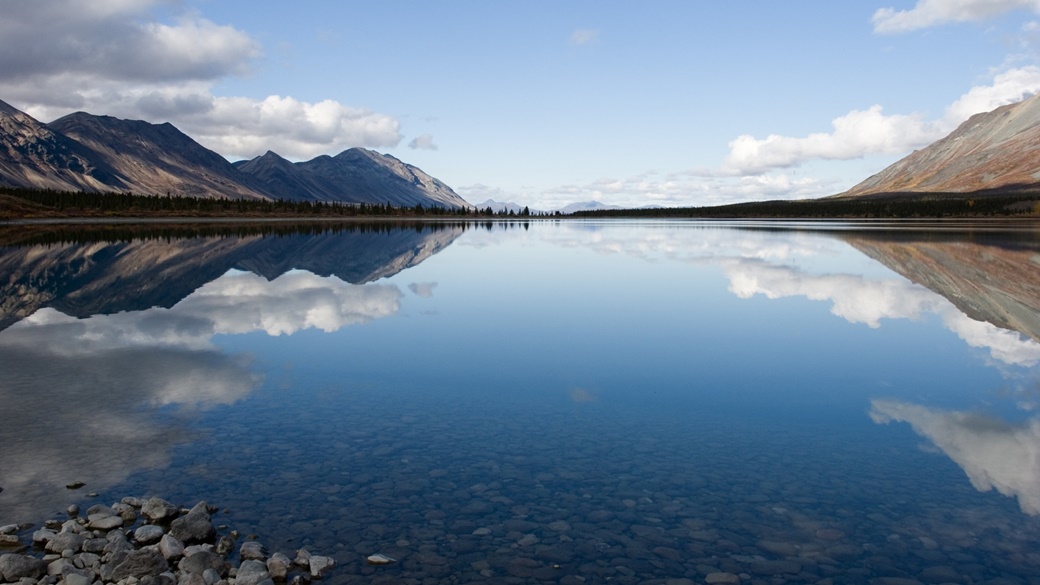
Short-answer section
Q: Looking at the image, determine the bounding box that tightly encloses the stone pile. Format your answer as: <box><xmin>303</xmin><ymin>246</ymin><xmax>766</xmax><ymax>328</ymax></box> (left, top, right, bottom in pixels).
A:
<box><xmin>0</xmin><ymin>497</ymin><xmax>335</xmax><ymax>585</ymax></box>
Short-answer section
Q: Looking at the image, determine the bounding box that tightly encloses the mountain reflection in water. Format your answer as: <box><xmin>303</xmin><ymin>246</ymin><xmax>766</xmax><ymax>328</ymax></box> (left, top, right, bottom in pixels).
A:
<box><xmin>2</xmin><ymin>220</ymin><xmax>1040</xmax><ymax>583</ymax></box>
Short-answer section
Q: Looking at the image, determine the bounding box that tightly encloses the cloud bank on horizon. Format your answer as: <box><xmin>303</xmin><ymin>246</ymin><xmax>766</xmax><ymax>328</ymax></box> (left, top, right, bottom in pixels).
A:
<box><xmin>4</xmin><ymin>0</ymin><xmax>1040</xmax><ymax>208</ymax></box>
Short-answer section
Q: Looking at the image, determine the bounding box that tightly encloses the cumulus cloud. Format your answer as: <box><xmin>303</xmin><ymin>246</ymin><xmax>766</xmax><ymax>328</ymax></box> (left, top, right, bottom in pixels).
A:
<box><xmin>570</xmin><ymin>29</ymin><xmax>600</xmax><ymax>45</ymax></box>
<box><xmin>0</xmin><ymin>0</ymin><xmax>402</xmax><ymax>160</ymax></box>
<box><xmin>721</xmin><ymin>67</ymin><xmax>1040</xmax><ymax>175</ymax></box>
<box><xmin>408</xmin><ymin>133</ymin><xmax>439</xmax><ymax>150</ymax></box>
<box><xmin>871</xmin><ymin>399</ymin><xmax>1040</xmax><ymax>515</ymax></box>
<box><xmin>873</xmin><ymin>0</ymin><xmax>1040</xmax><ymax>34</ymax></box>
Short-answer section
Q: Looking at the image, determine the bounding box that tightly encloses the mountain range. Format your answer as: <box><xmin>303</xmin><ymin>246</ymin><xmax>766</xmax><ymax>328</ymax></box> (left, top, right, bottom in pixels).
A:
<box><xmin>0</xmin><ymin>99</ymin><xmax>469</xmax><ymax>209</ymax></box>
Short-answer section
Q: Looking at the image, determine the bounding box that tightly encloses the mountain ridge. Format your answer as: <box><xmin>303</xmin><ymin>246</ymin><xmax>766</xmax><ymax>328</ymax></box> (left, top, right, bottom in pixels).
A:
<box><xmin>0</xmin><ymin>100</ymin><xmax>469</xmax><ymax>208</ymax></box>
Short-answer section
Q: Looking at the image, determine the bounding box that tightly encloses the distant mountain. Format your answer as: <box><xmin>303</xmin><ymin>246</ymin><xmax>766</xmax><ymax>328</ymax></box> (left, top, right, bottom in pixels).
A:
<box><xmin>250</xmin><ymin>147</ymin><xmax>470</xmax><ymax>208</ymax></box>
<box><xmin>842</xmin><ymin>93</ymin><xmax>1040</xmax><ymax>197</ymax></box>
<box><xmin>473</xmin><ymin>198</ymin><xmax>544</xmax><ymax>214</ymax></box>
<box><xmin>0</xmin><ymin>99</ymin><xmax>468</xmax><ymax>208</ymax></box>
<box><xmin>48</xmin><ymin>111</ymin><xmax>271</xmax><ymax>200</ymax></box>
<box><xmin>558</xmin><ymin>201</ymin><xmax>621</xmax><ymax>214</ymax></box>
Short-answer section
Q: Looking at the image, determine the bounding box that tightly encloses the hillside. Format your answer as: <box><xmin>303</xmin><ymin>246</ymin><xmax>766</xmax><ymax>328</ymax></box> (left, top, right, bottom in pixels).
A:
<box><xmin>842</xmin><ymin>93</ymin><xmax>1040</xmax><ymax>197</ymax></box>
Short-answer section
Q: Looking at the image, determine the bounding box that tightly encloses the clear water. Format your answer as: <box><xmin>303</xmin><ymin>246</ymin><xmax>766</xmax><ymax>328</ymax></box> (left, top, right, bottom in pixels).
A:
<box><xmin>2</xmin><ymin>219</ymin><xmax>1040</xmax><ymax>584</ymax></box>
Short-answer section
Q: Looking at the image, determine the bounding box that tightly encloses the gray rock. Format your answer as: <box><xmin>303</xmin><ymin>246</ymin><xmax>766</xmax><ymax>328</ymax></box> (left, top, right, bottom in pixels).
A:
<box><xmin>141</xmin><ymin>575</ymin><xmax>176</xmax><ymax>585</ymax></box>
<box><xmin>109</xmin><ymin>549</ymin><xmax>170</xmax><ymax>581</ymax></box>
<box><xmin>705</xmin><ymin>573</ymin><xmax>741</xmax><ymax>585</ymax></box>
<box><xmin>121</xmin><ymin>497</ymin><xmax>144</xmax><ymax>508</ymax></box>
<box><xmin>202</xmin><ymin>568</ymin><xmax>222</xmax><ymax>585</ymax></box>
<box><xmin>177</xmin><ymin>551</ymin><xmax>226</xmax><ymax>576</ymax></box>
<box><xmin>134</xmin><ymin>525</ymin><xmax>166</xmax><ymax>545</ymax></box>
<box><xmin>170</xmin><ymin>502</ymin><xmax>214</xmax><ymax>544</ymax></box>
<box><xmin>0</xmin><ymin>534</ymin><xmax>21</xmax><ymax>549</ymax></box>
<box><xmin>215</xmin><ymin>536</ymin><xmax>234</xmax><ymax>556</ymax></box>
<box><xmin>142</xmin><ymin>498</ymin><xmax>180</xmax><ymax>522</ymax></box>
<box><xmin>159</xmin><ymin>534</ymin><xmax>185</xmax><ymax>561</ymax></box>
<box><xmin>266</xmin><ymin>553</ymin><xmax>291</xmax><ymax>580</ymax></box>
<box><xmin>63</xmin><ymin>572</ymin><xmax>91</xmax><ymax>585</ymax></box>
<box><xmin>749</xmin><ymin>560</ymin><xmax>801</xmax><ymax>575</ymax></box>
<box><xmin>46</xmin><ymin>559</ymin><xmax>70</xmax><ymax>576</ymax></box>
<box><xmin>86</xmin><ymin>515</ymin><xmax>122</xmax><ymax>531</ymax></box>
<box><xmin>293</xmin><ymin>550</ymin><xmax>311</xmax><ymax>568</ymax></box>
<box><xmin>81</xmin><ymin>538</ymin><xmax>106</xmax><ymax>554</ymax></box>
<box><xmin>112</xmin><ymin>503</ymin><xmax>138</xmax><ymax>523</ymax></box>
<box><xmin>240</xmin><ymin>541</ymin><xmax>266</xmax><ymax>561</ymax></box>
<box><xmin>0</xmin><ymin>554</ymin><xmax>48</xmax><ymax>581</ymax></box>
<box><xmin>235</xmin><ymin>560</ymin><xmax>270</xmax><ymax>585</ymax></box>
<box><xmin>31</xmin><ymin>530</ymin><xmax>55</xmax><ymax>545</ymax></box>
<box><xmin>44</xmin><ymin>533</ymin><xmax>84</xmax><ymax>554</ymax></box>
<box><xmin>308</xmin><ymin>556</ymin><xmax>335</xmax><ymax>579</ymax></box>
<box><xmin>178</xmin><ymin>572</ymin><xmax>207</xmax><ymax>585</ymax></box>
<box><xmin>0</xmin><ymin>525</ymin><xmax>17</xmax><ymax>535</ymax></box>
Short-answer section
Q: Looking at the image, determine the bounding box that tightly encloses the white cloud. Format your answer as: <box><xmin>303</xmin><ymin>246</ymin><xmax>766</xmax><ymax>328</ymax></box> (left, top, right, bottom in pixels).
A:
<box><xmin>409</xmin><ymin>282</ymin><xmax>438</xmax><ymax>298</ymax></box>
<box><xmin>0</xmin><ymin>0</ymin><xmax>402</xmax><ymax>160</ymax></box>
<box><xmin>721</xmin><ymin>67</ymin><xmax>1040</xmax><ymax>176</ymax></box>
<box><xmin>873</xmin><ymin>0</ymin><xmax>1040</xmax><ymax>34</ymax></box>
<box><xmin>871</xmin><ymin>400</ymin><xmax>1040</xmax><ymax>515</ymax></box>
<box><xmin>570</xmin><ymin>29</ymin><xmax>600</xmax><ymax>45</ymax></box>
<box><xmin>408</xmin><ymin>133</ymin><xmax>439</xmax><ymax>150</ymax></box>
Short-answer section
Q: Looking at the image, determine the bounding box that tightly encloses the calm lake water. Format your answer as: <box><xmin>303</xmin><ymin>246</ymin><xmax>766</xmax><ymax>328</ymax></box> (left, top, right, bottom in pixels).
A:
<box><xmin>2</xmin><ymin>219</ymin><xmax>1040</xmax><ymax>585</ymax></box>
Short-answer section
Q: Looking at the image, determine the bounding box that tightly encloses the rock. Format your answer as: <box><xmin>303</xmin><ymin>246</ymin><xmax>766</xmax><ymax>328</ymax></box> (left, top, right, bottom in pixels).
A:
<box><xmin>705</xmin><ymin>573</ymin><xmax>740</xmax><ymax>585</ymax></box>
<box><xmin>63</xmin><ymin>572</ymin><xmax>91</xmax><ymax>585</ymax></box>
<box><xmin>109</xmin><ymin>549</ymin><xmax>170</xmax><ymax>581</ymax></box>
<box><xmin>308</xmin><ymin>556</ymin><xmax>335</xmax><ymax>578</ymax></box>
<box><xmin>547</xmin><ymin>520</ymin><xmax>571</xmax><ymax>532</ymax></box>
<box><xmin>215</xmin><ymin>536</ymin><xmax>234</xmax><ymax>556</ymax></box>
<box><xmin>0</xmin><ymin>534</ymin><xmax>21</xmax><ymax>549</ymax></box>
<box><xmin>135</xmin><ymin>525</ymin><xmax>166</xmax><ymax>545</ymax></box>
<box><xmin>170</xmin><ymin>502</ymin><xmax>215</xmax><ymax>543</ymax></box>
<box><xmin>236</xmin><ymin>560</ymin><xmax>271</xmax><ymax>585</ymax></box>
<box><xmin>113</xmin><ymin>502</ymin><xmax>138</xmax><ymax>523</ymax></box>
<box><xmin>31</xmin><ymin>530</ymin><xmax>55</xmax><ymax>545</ymax></box>
<box><xmin>365</xmin><ymin>554</ymin><xmax>395</xmax><ymax>566</ymax></box>
<box><xmin>66</xmin><ymin>505</ymin><xmax>79</xmax><ymax>517</ymax></box>
<box><xmin>178</xmin><ymin>572</ymin><xmax>207</xmax><ymax>585</ymax></box>
<box><xmin>202</xmin><ymin>568</ymin><xmax>222</xmax><ymax>585</ymax></box>
<box><xmin>266</xmin><ymin>553</ymin><xmax>291</xmax><ymax>580</ymax></box>
<box><xmin>87</xmin><ymin>514</ymin><xmax>123</xmax><ymax>531</ymax></box>
<box><xmin>44</xmin><ymin>532</ymin><xmax>84</xmax><ymax>554</ymax></box>
<box><xmin>240</xmin><ymin>541</ymin><xmax>266</xmax><ymax>561</ymax></box>
<box><xmin>0</xmin><ymin>554</ymin><xmax>48</xmax><ymax>581</ymax></box>
<box><xmin>0</xmin><ymin>525</ymin><xmax>17</xmax><ymax>535</ymax></box>
<box><xmin>289</xmin><ymin>576</ymin><xmax>308</xmax><ymax>585</ymax></box>
<box><xmin>178</xmin><ymin>551</ymin><xmax>226</xmax><ymax>576</ymax></box>
<box><xmin>159</xmin><ymin>534</ymin><xmax>185</xmax><ymax>561</ymax></box>
<box><xmin>142</xmin><ymin>498</ymin><xmax>180</xmax><ymax>522</ymax></box>
<box><xmin>293</xmin><ymin>550</ymin><xmax>311</xmax><ymax>568</ymax></box>
<box><xmin>749</xmin><ymin>560</ymin><xmax>801</xmax><ymax>575</ymax></box>
<box><xmin>65</xmin><ymin>482</ymin><xmax>85</xmax><ymax>490</ymax></box>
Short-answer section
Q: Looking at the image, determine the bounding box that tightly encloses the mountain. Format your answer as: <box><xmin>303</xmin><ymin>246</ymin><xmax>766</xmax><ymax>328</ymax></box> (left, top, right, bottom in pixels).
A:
<box><xmin>473</xmin><ymin>198</ymin><xmax>543</xmax><ymax>214</ymax></box>
<box><xmin>48</xmin><ymin>112</ymin><xmax>271</xmax><ymax>200</ymax></box>
<box><xmin>558</xmin><ymin>201</ymin><xmax>621</xmax><ymax>214</ymax></box>
<box><xmin>0</xmin><ymin>99</ymin><xmax>126</xmax><ymax>192</ymax></box>
<box><xmin>842</xmin><ymin>93</ymin><xmax>1040</xmax><ymax>197</ymax></box>
<box><xmin>236</xmin><ymin>147</ymin><xmax>470</xmax><ymax>208</ymax></box>
<box><xmin>0</xmin><ymin>99</ymin><xmax>468</xmax><ymax>208</ymax></box>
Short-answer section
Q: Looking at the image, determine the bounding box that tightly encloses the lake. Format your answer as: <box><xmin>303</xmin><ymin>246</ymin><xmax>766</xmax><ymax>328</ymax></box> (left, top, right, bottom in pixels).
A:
<box><xmin>2</xmin><ymin>219</ymin><xmax>1040</xmax><ymax>585</ymax></box>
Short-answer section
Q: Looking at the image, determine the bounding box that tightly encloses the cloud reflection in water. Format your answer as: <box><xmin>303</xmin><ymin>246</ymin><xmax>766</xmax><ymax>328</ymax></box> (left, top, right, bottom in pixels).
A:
<box><xmin>871</xmin><ymin>399</ymin><xmax>1040</xmax><ymax>515</ymax></box>
<box><xmin>0</xmin><ymin>269</ymin><xmax>403</xmax><ymax>522</ymax></box>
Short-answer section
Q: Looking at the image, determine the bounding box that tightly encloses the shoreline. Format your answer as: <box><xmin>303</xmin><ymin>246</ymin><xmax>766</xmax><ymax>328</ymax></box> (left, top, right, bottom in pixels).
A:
<box><xmin>0</xmin><ymin>497</ymin><xmax>336</xmax><ymax>585</ymax></box>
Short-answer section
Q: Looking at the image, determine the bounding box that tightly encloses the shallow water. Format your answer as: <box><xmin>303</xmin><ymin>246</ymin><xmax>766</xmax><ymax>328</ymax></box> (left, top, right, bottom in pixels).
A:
<box><xmin>2</xmin><ymin>219</ymin><xmax>1040</xmax><ymax>584</ymax></box>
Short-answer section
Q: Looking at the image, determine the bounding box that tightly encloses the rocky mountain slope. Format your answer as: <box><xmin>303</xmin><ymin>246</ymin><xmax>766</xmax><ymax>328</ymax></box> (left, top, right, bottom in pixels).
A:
<box><xmin>0</xmin><ymin>99</ymin><xmax>469</xmax><ymax>208</ymax></box>
<box><xmin>236</xmin><ymin>147</ymin><xmax>469</xmax><ymax>208</ymax></box>
<box><xmin>843</xmin><ymin>93</ymin><xmax>1040</xmax><ymax>197</ymax></box>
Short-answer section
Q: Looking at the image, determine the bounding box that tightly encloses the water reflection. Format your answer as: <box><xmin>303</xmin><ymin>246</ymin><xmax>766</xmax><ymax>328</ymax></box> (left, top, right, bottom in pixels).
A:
<box><xmin>871</xmin><ymin>399</ymin><xmax>1040</xmax><ymax>515</ymax></box>
<box><xmin>0</xmin><ymin>223</ymin><xmax>461</xmax><ymax>523</ymax></box>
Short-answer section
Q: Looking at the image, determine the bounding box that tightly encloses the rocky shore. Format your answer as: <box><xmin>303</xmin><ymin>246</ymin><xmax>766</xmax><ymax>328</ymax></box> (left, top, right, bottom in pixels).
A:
<box><xmin>0</xmin><ymin>498</ymin><xmax>336</xmax><ymax>585</ymax></box>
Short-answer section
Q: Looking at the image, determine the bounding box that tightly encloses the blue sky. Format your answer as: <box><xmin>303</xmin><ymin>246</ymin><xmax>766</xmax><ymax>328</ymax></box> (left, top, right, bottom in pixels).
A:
<box><xmin>4</xmin><ymin>1</ymin><xmax>1040</xmax><ymax>209</ymax></box>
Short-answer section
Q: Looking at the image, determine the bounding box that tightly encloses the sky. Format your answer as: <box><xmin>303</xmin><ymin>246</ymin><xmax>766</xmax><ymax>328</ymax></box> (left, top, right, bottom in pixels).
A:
<box><xmin>4</xmin><ymin>1</ymin><xmax>1040</xmax><ymax>209</ymax></box>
